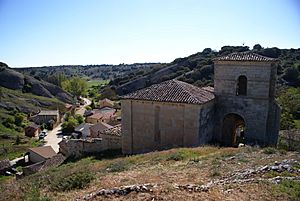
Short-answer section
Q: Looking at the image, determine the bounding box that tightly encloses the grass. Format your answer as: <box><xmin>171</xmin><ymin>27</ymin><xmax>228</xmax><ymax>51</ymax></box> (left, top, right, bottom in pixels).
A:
<box><xmin>294</xmin><ymin>119</ymin><xmax>300</xmax><ymax>129</ymax></box>
<box><xmin>0</xmin><ymin>123</ymin><xmax>42</xmax><ymax>160</ymax></box>
<box><xmin>50</xmin><ymin>172</ymin><xmax>95</xmax><ymax>192</ymax></box>
<box><xmin>87</xmin><ymin>79</ymin><xmax>109</xmax><ymax>88</ymax></box>
<box><xmin>273</xmin><ymin>179</ymin><xmax>300</xmax><ymax>199</ymax></box>
<box><xmin>263</xmin><ymin>147</ymin><xmax>277</xmax><ymax>154</ymax></box>
<box><xmin>1</xmin><ymin>146</ymin><xmax>298</xmax><ymax>201</ymax></box>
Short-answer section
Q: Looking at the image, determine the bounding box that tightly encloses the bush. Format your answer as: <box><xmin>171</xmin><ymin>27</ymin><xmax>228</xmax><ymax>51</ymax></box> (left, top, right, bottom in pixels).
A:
<box><xmin>263</xmin><ymin>147</ymin><xmax>277</xmax><ymax>154</ymax></box>
<box><xmin>14</xmin><ymin>113</ymin><xmax>26</xmax><ymax>127</ymax></box>
<box><xmin>50</xmin><ymin>172</ymin><xmax>94</xmax><ymax>192</ymax></box>
<box><xmin>106</xmin><ymin>160</ymin><xmax>131</xmax><ymax>172</ymax></box>
<box><xmin>75</xmin><ymin>114</ymin><xmax>84</xmax><ymax>124</ymax></box>
<box><xmin>274</xmin><ymin>179</ymin><xmax>300</xmax><ymax>199</ymax></box>
<box><xmin>3</xmin><ymin>116</ymin><xmax>15</xmax><ymax>129</ymax></box>
<box><xmin>85</xmin><ymin>105</ymin><xmax>92</xmax><ymax>110</ymax></box>
<box><xmin>22</xmin><ymin>185</ymin><xmax>50</xmax><ymax>201</ymax></box>
<box><xmin>166</xmin><ymin>152</ymin><xmax>185</xmax><ymax>161</ymax></box>
<box><xmin>62</xmin><ymin>116</ymin><xmax>78</xmax><ymax>133</ymax></box>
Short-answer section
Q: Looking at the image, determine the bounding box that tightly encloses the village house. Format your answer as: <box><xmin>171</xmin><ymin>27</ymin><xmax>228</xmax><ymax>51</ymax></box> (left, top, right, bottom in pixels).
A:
<box><xmin>29</xmin><ymin>110</ymin><xmax>60</xmax><ymax>127</ymax></box>
<box><xmin>90</xmin><ymin>122</ymin><xmax>113</xmax><ymax>138</ymax></box>
<box><xmin>121</xmin><ymin>52</ymin><xmax>281</xmax><ymax>154</ymax></box>
<box><xmin>73</xmin><ymin>123</ymin><xmax>93</xmax><ymax>139</ymax></box>
<box><xmin>27</xmin><ymin>146</ymin><xmax>57</xmax><ymax>163</ymax></box>
<box><xmin>24</xmin><ymin>123</ymin><xmax>41</xmax><ymax>137</ymax></box>
<box><xmin>85</xmin><ymin>109</ymin><xmax>117</xmax><ymax>124</ymax></box>
<box><xmin>98</xmin><ymin>98</ymin><xmax>114</xmax><ymax>109</ymax></box>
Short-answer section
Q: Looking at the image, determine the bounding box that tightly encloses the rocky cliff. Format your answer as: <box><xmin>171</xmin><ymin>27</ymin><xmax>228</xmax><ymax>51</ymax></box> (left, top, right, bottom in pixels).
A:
<box><xmin>0</xmin><ymin>63</ymin><xmax>73</xmax><ymax>103</ymax></box>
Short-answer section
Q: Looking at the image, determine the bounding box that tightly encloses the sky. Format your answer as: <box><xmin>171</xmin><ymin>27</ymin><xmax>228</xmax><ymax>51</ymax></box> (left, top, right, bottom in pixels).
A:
<box><xmin>0</xmin><ymin>0</ymin><xmax>300</xmax><ymax>67</ymax></box>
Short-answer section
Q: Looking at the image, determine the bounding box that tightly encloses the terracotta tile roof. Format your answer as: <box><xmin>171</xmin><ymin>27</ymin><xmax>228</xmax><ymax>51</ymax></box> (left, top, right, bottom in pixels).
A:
<box><xmin>122</xmin><ymin>79</ymin><xmax>215</xmax><ymax>105</ymax></box>
<box><xmin>99</xmin><ymin>98</ymin><xmax>114</xmax><ymax>105</ymax></box>
<box><xmin>202</xmin><ymin>86</ymin><xmax>214</xmax><ymax>93</ymax></box>
<box><xmin>88</xmin><ymin>110</ymin><xmax>115</xmax><ymax>120</ymax></box>
<box><xmin>90</xmin><ymin>122</ymin><xmax>113</xmax><ymax>133</ymax></box>
<box><xmin>214</xmin><ymin>52</ymin><xmax>278</xmax><ymax>62</ymax></box>
<box><xmin>101</xmin><ymin>124</ymin><xmax>121</xmax><ymax>136</ymax></box>
<box><xmin>40</xmin><ymin>153</ymin><xmax>66</xmax><ymax>171</ymax></box>
<box><xmin>27</xmin><ymin>122</ymin><xmax>40</xmax><ymax>130</ymax></box>
<box><xmin>29</xmin><ymin>146</ymin><xmax>56</xmax><ymax>159</ymax></box>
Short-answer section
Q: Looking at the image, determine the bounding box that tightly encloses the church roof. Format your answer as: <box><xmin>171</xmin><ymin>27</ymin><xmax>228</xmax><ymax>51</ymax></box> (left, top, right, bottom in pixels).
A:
<box><xmin>214</xmin><ymin>52</ymin><xmax>278</xmax><ymax>62</ymax></box>
<box><xmin>123</xmin><ymin>79</ymin><xmax>215</xmax><ymax>105</ymax></box>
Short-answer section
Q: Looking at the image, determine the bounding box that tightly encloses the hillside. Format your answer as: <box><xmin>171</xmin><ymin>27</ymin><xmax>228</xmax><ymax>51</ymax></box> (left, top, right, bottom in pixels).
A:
<box><xmin>15</xmin><ymin>63</ymin><xmax>158</xmax><ymax>81</ymax></box>
<box><xmin>110</xmin><ymin>45</ymin><xmax>300</xmax><ymax>95</ymax></box>
<box><xmin>0</xmin><ymin>86</ymin><xmax>69</xmax><ymax>160</ymax></box>
<box><xmin>1</xmin><ymin>146</ymin><xmax>299</xmax><ymax>200</ymax></box>
<box><xmin>0</xmin><ymin>63</ymin><xmax>73</xmax><ymax>103</ymax></box>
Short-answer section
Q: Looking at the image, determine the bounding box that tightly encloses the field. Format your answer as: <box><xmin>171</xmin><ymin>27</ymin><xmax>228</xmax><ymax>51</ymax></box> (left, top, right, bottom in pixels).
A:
<box><xmin>87</xmin><ymin>80</ymin><xmax>109</xmax><ymax>88</ymax></box>
<box><xmin>1</xmin><ymin>146</ymin><xmax>299</xmax><ymax>201</ymax></box>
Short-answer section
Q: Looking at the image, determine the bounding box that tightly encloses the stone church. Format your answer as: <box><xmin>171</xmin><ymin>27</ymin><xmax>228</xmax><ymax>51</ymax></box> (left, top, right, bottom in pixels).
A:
<box><xmin>121</xmin><ymin>52</ymin><xmax>281</xmax><ymax>154</ymax></box>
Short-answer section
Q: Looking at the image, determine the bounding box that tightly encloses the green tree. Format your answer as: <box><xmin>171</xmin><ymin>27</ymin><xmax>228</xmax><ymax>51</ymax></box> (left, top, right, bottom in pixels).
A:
<box><xmin>47</xmin><ymin>73</ymin><xmax>67</xmax><ymax>87</ymax></box>
<box><xmin>3</xmin><ymin>116</ymin><xmax>15</xmax><ymax>129</ymax></box>
<box><xmin>14</xmin><ymin>113</ymin><xmax>25</xmax><ymax>127</ymax></box>
<box><xmin>62</xmin><ymin>77</ymin><xmax>87</xmax><ymax>97</ymax></box>
<box><xmin>64</xmin><ymin>112</ymin><xmax>71</xmax><ymax>121</ymax></box>
<box><xmin>277</xmin><ymin>87</ymin><xmax>300</xmax><ymax>129</ymax></box>
<box><xmin>278</xmin><ymin>87</ymin><xmax>300</xmax><ymax>117</ymax></box>
<box><xmin>75</xmin><ymin>114</ymin><xmax>84</xmax><ymax>124</ymax></box>
<box><xmin>62</xmin><ymin>117</ymin><xmax>78</xmax><ymax>132</ymax></box>
<box><xmin>253</xmin><ymin>44</ymin><xmax>262</xmax><ymax>51</ymax></box>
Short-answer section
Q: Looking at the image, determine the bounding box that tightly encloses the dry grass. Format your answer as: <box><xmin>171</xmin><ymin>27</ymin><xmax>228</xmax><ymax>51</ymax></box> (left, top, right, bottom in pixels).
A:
<box><xmin>0</xmin><ymin>146</ymin><xmax>299</xmax><ymax>201</ymax></box>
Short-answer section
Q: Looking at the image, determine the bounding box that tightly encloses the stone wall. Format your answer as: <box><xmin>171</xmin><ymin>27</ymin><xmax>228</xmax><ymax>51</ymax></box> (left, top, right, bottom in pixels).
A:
<box><xmin>59</xmin><ymin>135</ymin><xmax>121</xmax><ymax>158</ymax></box>
<box><xmin>122</xmin><ymin>99</ymin><xmax>215</xmax><ymax>154</ymax></box>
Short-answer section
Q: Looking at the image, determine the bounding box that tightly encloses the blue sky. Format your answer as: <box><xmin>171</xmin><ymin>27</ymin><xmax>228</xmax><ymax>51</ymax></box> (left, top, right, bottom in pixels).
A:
<box><xmin>0</xmin><ymin>0</ymin><xmax>299</xmax><ymax>67</ymax></box>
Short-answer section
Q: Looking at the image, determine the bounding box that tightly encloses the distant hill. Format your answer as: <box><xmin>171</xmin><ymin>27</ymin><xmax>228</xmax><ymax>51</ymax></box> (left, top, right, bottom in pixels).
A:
<box><xmin>111</xmin><ymin>45</ymin><xmax>300</xmax><ymax>95</ymax></box>
<box><xmin>15</xmin><ymin>63</ymin><xmax>159</xmax><ymax>81</ymax></box>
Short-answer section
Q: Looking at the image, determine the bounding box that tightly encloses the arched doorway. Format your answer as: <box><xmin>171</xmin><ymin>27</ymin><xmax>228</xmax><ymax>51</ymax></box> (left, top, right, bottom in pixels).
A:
<box><xmin>221</xmin><ymin>113</ymin><xmax>245</xmax><ymax>146</ymax></box>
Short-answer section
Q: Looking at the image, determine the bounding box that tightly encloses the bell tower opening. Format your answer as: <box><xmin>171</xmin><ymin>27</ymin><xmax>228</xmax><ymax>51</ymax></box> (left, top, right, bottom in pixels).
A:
<box><xmin>236</xmin><ymin>75</ymin><xmax>247</xmax><ymax>96</ymax></box>
<box><xmin>221</xmin><ymin>113</ymin><xmax>245</xmax><ymax>147</ymax></box>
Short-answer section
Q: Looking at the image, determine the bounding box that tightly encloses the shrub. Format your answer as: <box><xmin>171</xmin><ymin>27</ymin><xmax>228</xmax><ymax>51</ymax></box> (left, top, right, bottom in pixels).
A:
<box><xmin>263</xmin><ymin>147</ymin><xmax>277</xmax><ymax>154</ymax></box>
<box><xmin>85</xmin><ymin>105</ymin><xmax>92</xmax><ymax>110</ymax></box>
<box><xmin>273</xmin><ymin>179</ymin><xmax>300</xmax><ymax>199</ymax></box>
<box><xmin>21</xmin><ymin>185</ymin><xmax>50</xmax><ymax>201</ymax></box>
<box><xmin>166</xmin><ymin>152</ymin><xmax>185</xmax><ymax>161</ymax></box>
<box><xmin>106</xmin><ymin>160</ymin><xmax>131</xmax><ymax>172</ymax></box>
<box><xmin>50</xmin><ymin>172</ymin><xmax>94</xmax><ymax>192</ymax></box>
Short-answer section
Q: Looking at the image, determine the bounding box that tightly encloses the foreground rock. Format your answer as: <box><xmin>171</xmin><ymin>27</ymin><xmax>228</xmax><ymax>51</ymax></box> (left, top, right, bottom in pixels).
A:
<box><xmin>77</xmin><ymin>183</ymin><xmax>157</xmax><ymax>200</ymax></box>
<box><xmin>77</xmin><ymin>159</ymin><xmax>300</xmax><ymax>200</ymax></box>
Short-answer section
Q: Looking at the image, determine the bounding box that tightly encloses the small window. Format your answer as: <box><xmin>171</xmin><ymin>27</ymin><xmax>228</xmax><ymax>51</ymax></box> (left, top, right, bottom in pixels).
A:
<box><xmin>236</xmin><ymin>75</ymin><xmax>247</xmax><ymax>96</ymax></box>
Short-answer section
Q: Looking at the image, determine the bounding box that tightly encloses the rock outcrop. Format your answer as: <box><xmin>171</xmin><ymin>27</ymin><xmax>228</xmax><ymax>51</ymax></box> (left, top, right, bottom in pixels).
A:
<box><xmin>0</xmin><ymin>65</ymin><xmax>72</xmax><ymax>103</ymax></box>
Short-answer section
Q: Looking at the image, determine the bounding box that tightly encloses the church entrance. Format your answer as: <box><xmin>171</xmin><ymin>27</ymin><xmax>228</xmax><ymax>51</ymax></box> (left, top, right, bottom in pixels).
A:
<box><xmin>221</xmin><ymin>113</ymin><xmax>245</xmax><ymax>147</ymax></box>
